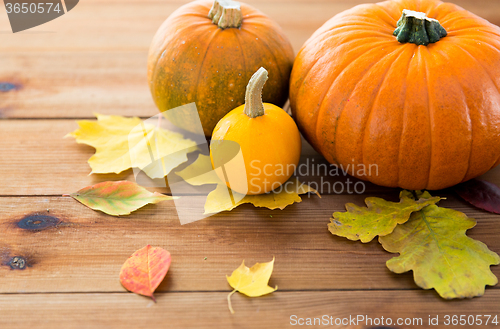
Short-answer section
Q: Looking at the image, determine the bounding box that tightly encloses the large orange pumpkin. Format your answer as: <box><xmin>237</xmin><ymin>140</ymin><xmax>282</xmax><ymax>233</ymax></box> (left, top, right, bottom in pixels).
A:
<box><xmin>290</xmin><ymin>0</ymin><xmax>500</xmax><ymax>190</ymax></box>
<box><xmin>148</xmin><ymin>0</ymin><xmax>294</xmax><ymax>136</ymax></box>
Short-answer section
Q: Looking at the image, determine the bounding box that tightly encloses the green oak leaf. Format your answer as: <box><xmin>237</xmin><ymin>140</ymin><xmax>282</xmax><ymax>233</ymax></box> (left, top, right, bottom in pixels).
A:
<box><xmin>69</xmin><ymin>181</ymin><xmax>177</xmax><ymax>216</ymax></box>
<box><xmin>328</xmin><ymin>190</ymin><xmax>442</xmax><ymax>242</ymax></box>
<box><xmin>379</xmin><ymin>191</ymin><xmax>500</xmax><ymax>299</ymax></box>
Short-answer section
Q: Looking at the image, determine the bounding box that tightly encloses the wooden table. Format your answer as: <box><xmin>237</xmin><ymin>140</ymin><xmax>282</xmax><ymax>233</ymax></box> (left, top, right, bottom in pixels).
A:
<box><xmin>1</xmin><ymin>0</ymin><xmax>500</xmax><ymax>328</ymax></box>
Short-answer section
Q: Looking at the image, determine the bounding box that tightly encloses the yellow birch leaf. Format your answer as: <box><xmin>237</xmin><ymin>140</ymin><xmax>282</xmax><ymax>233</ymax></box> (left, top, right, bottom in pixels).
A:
<box><xmin>226</xmin><ymin>258</ymin><xmax>277</xmax><ymax>314</ymax></box>
<box><xmin>379</xmin><ymin>191</ymin><xmax>500</xmax><ymax>299</ymax></box>
<box><xmin>329</xmin><ymin>190</ymin><xmax>442</xmax><ymax>242</ymax></box>
<box><xmin>205</xmin><ymin>178</ymin><xmax>319</xmax><ymax>214</ymax></box>
<box><xmin>175</xmin><ymin>154</ymin><xmax>222</xmax><ymax>186</ymax></box>
<box><xmin>176</xmin><ymin>154</ymin><xmax>320</xmax><ymax>213</ymax></box>
<box><xmin>66</xmin><ymin>113</ymin><xmax>197</xmax><ymax>178</ymax></box>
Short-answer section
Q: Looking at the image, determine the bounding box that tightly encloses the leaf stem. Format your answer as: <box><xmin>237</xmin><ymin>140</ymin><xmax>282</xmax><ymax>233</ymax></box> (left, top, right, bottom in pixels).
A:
<box><xmin>227</xmin><ymin>289</ymin><xmax>237</xmax><ymax>314</ymax></box>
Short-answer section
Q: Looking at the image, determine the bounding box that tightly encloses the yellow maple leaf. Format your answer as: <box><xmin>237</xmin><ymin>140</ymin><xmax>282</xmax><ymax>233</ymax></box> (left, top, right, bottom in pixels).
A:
<box><xmin>176</xmin><ymin>154</ymin><xmax>320</xmax><ymax>213</ymax></box>
<box><xmin>66</xmin><ymin>114</ymin><xmax>197</xmax><ymax>178</ymax></box>
<box><xmin>226</xmin><ymin>258</ymin><xmax>277</xmax><ymax>314</ymax></box>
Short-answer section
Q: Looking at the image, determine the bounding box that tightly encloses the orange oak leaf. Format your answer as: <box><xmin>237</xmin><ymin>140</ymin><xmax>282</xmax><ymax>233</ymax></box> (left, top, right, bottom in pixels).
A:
<box><xmin>119</xmin><ymin>245</ymin><xmax>171</xmax><ymax>302</ymax></box>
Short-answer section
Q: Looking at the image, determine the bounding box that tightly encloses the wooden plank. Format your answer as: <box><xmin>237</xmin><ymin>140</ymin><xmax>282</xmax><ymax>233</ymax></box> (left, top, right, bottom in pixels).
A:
<box><xmin>0</xmin><ymin>119</ymin><xmax>372</xmax><ymax>195</ymax></box>
<box><xmin>0</xmin><ymin>52</ymin><xmax>158</xmax><ymax>119</ymax></box>
<box><xmin>0</xmin><ymin>0</ymin><xmax>344</xmax><ymax>119</ymax></box>
<box><xmin>0</xmin><ymin>0</ymin><xmax>497</xmax><ymax>52</ymax></box>
<box><xmin>0</xmin><ymin>195</ymin><xmax>498</xmax><ymax>293</ymax></box>
<box><xmin>0</xmin><ymin>291</ymin><xmax>499</xmax><ymax>329</ymax></box>
<box><xmin>0</xmin><ymin>1</ymin><xmax>373</xmax><ymax>51</ymax></box>
<box><xmin>2</xmin><ymin>120</ymin><xmax>500</xmax><ymax>196</ymax></box>
<box><xmin>1</xmin><ymin>1</ymin><xmax>499</xmax><ymax>119</ymax></box>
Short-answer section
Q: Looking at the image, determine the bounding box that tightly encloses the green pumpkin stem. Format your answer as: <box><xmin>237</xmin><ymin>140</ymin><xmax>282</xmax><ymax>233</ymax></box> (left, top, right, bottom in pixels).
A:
<box><xmin>244</xmin><ymin>67</ymin><xmax>268</xmax><ymax>118</ymax></box>
<box><xmin>393</xmin><ymin>9</ymin><xmax>447</xmax><ymax>46</ymax></box>
<box><xmin>209</xmin><ymin>0</ymin><xmax>242</xmax><ymax>29</ymax></box>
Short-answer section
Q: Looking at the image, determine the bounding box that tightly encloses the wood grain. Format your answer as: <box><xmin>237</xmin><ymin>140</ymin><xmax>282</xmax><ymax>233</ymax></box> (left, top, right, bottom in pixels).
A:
<box><xmin>1</xmin><ymin>119</ymin><xmax>500</xmax><ymax>196</ymax></box>
<box><xmin>1</xmin><ymin>0</ymin><xmax>500</xmax><ymax>327</ymax></box>
<box><xmin>1</xmin><ymin>0</ymin><xmax>499</xmax><ymax>119</ymax></box>
<box><xmin>1</xmin><ymin>291</ymin><xmax>499</xmax><ymax>329</ymax></box>
<box><xmin>0</xmin><ymin>195</ymin><xmax>498</xmax><ymax>293</ymax></box>
<box><xmin>0</xmin><ymin>119</ymin><xmax>376</xmax><ymax>195</ymax></box>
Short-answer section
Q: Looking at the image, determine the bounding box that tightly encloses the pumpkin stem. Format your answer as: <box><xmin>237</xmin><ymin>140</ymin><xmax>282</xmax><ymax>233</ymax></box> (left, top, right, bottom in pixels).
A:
<box><xmin>393</xmin><ymin>9</ymin><xmax>447</xmax><ymax>46</ymax></box>
<box><xmin>209</xmin><ymin>0</ymin><xmax>243</xmax><ymax>29</ymax></box>
<box><xmin>244</xmin><ymin>67</ymin><xmax>268</xmax><ymax>118</ymax></box>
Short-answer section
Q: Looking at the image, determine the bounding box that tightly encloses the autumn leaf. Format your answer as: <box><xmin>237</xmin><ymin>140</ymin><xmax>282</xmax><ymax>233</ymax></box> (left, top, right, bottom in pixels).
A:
<box><xmin>328</xmin><ymin>190</ymin><xmax>442</xmax><ymax>242</ymax></box>
<box><xmin>204</xmin><ymin>178</ymin><xmax>318</xmax><ymax>213</ymax></box>
<box><xmin>69</xmin><ymin>181</ymin><xmax>176</xmax><ymax>216</ymax></box>
<box><xmin>455</xmin><ymin>179</ymin><xmax>500</xmax><ymax>214</ymax></box>
<box><xmin>119</xmin><ymin>245</ymin><xmax>171</xmax><ymax>301</ymax></box>
<box><xmin>176</xmin><ymin>154</ymin><xmax>221</xmax><ymax>186</ymax></box>
<box><xmin>226</xmin><ymin>258</ymin><xmax>277</xmax><ymax>314</ymax></box>
<box><xmin>66</xmin><ymin>113</ymin><xmax>197</xmax><ymax>178</ymax></box>
<box><xmin>379</xmin><ymin>191</ymin><xmax>500</xmax><ymax>299</ymax></box>
<box><xmin>176</xmin><ymin>154</ymin><xmax>320</xmax><ymax>213</ymax></box>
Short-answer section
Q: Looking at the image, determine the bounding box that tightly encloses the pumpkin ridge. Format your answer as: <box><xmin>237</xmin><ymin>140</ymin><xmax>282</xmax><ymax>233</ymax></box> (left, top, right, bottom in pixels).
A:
<box><xmin>193</xmin><ymin>28</ymin><xmax>221</xmax><ymax>124</ymax></box>
<box><xmin>232</xmin><ymin>28</ymin><xmax>248</xmax><ymax>88</ymax></box>
<box><xmin>325</xmin><ymin>25</ymin><xmax>397</xmax><ymax>38</ymax></box>
<box><xmin>360</xmin><ymin>46</ymin><xmax>408</xmax><ymax>184</ymax></box>
<box><xmin>398</xmin><ymin>47</ymin><xmax>432</xmax><ymax>188</ymax></box>
<box><xmin>300</xmin><ymin>11</ymin><xmax>385</xmax><ymax>49</ymax></box>
<box><xmin>322</xmin><ymin>22</ymin><xmax>396</xmax><ymax>37</ymax></box>
<box><xmin>451</xmin><ymin>29</ymin><xmax>500</xmax><ymax>40</ymax></box>
<box><xmin>451</xmin><ymin>33</ymin><xmax>500</xmax><ymax>55</ymax></box>
<box><xmin>462</xmin><ymin>41</ymin><xmax>500</xmax><ymax>91</ymax></box>
<box><xmin>240</xmin><ymin>28</ymin><xmax>284</xmax><ymax>87</ymax></box>
<box><xmin>149</xmin><ymin>23</ymin><xmax>215</xmax><ymax>96</ymax></box>
<box><xmin>290</xmin><ymin>40</ymin><xmax>373</xmax><ymax>139</ymax></box>
<box><xmin>423</xmin><ymin>46</ymin><xmax>434</xmax><ymax>189</ymax></box>
<box><xmin>448</xmin><ymin>47</ymin><xmax>474</xmax><ymax>183</ymax></box>
<box><xmin>422</xmin><ymin>0</ymin><xmax>443</xmax><ymax>22</ymax></box>
<box><xmin>373</xmin><ymin>3</ymin><xmax>402</xmax><ymax>25</ymax></box>
<box><xmin>396</xmin><ymin>47</ymin><xmax>418</xmax><ymax>188</ymax></box>
<box><xmin>301</xmin><ymin>8</ymin><xmax>397</xmax><ymax>53</ymax></box>
<box><xmin>295</xmin><ymin>39</ymin><xmax>393</xmax><ymax>143</ymax></box>
<box><xmin>431</xmin><ymin>12</ymin><xmax>468</xmax><ymax>31</ymax></box>
<box><xmin>314</xmin><ymin>43</ymin><xmax>401</xmax><ymax>165</ymax></box>
<box><xmin>452</xmin><ymin>43</ymin><xmax>498</xmax><ymax>181</ymax></box>
<box><xmin>148</xmin><ymin>24</ymin><xmax>198</xmax><ymax>82</ymax></box>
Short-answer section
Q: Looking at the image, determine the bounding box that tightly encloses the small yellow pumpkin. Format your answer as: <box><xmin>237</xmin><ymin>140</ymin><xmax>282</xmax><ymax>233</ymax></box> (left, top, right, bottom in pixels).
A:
<box><xmin>210</xmin><ymin>67</ymin><xmax>301</xmax><ymax>195</ymax></box>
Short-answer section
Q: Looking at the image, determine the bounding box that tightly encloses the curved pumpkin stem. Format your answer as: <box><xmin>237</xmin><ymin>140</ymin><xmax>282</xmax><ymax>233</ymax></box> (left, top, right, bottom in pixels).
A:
<box><xmin>244</xmin><ymin>67</ymin><xmax>268</xmax><ymax>118</ymax></box>
<box><xmin>209</xmin><ymin>0</ymin><xmax>242</xmax><ymax>29</ymax></box>
<box><xmin>393</xmin><ymin>9</ymin><xmax>447</xmax><ymax>46</ymax></box>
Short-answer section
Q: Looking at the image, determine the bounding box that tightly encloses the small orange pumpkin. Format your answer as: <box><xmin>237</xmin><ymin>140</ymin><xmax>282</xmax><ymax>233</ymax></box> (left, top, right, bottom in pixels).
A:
<box><xmin>290</xmin><ymin>0</ymin><xmax>500</xmax><ymax>190</ymax></box>
<box><xmin>211</xmin><ymin>67</ymin><xmax>302</xmax><ymax>195</ymax></box>
<box><xmin>148</xmin><ymin>0</ymin><xmax>294</xmax><ymax>136</ymax></box>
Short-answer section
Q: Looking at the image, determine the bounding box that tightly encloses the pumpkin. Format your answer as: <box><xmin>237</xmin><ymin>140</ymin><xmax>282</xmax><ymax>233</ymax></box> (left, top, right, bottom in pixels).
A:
<box><xmin>289</xmin><ymin>0</ymin><xmax>500</xmax><ymax>190</ymax></box>
<box><xmin>147</xmin><ymin>0</ymin><xmax>294</xmax><ymax>136</ymax></box>
<box><xmin>210</xmin><ymin>67</ymin><xmax>302</xmax><ymax>195</ymax></box>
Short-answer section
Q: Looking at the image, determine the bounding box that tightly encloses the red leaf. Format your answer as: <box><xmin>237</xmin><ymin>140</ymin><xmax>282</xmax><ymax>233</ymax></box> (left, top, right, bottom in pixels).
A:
<box><xmin>119</xmin><ymin>245</ymin><xmax>171</xmax><ymax>301</ymax></box>
<box><xmin>454</xmin><ymin>179</ymin><xmax>500</xmax><ymax>214</ymax></box>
